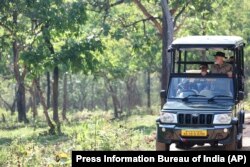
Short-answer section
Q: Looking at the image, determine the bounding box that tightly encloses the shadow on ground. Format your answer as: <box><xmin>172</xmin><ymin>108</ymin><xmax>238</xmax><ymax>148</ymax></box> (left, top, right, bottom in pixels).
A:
<box><xmin>0</xmin><ymin>137</ymin><xmax>12</xmax><ymax>146</ymax></box>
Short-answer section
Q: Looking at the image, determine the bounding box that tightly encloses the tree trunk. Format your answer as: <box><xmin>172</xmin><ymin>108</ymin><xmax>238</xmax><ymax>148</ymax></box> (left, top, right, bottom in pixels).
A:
<box><xmin>11</xmin><ymin>86</ymin><xmax>17</xmax><ymax>115</ymax></box>
<box><xmin>79</xmin><ymin>91</ymin><xmax>87</xmax><ymax>111</ymax></box>
<box><xmin>42</xmin><ymin>23</ymin><xmax>61</xmax><ymax>134</ymax></box>
<box><xmin>91</xmin><ymin>81</ymin><xmax>94</xmax><ymax>110</ymax></box>
<box><xmin>30</xmin><ymin>81</ymin><xmax>37</xmax><ymax>118</ymax></box>
<box><xmin>12</xmin><ymin>11</ymin><xmax>28</xmax><ymax>123</ymax></box>
<box><xmin>62</xmin><ymin>73</ymin><xmax>68</xmax><ymax>121</ymax></box>
<box><xmin>26</xmin><ymin>97</ymin><xmax>32</xmax><ymax>113</ymax></box>
<box><xmin>52</xmin><ymin>66</ymin><xmax>61</xmax><ymax>134</ymax></box>
<box><xmin>125</xmin><ymin>76</ymin><xmax>141</xmax><ymax>114</ymax></box>
<box><xmin>32</xmin><ymin>98</ymin><xmax>37</xmax><ymax>119</ymax></box>
<box><xmin>126</xmin><ymin>80</ymin><xmax>132</xmax><ymax>115</ymax></box>
<box><xmin>34</xmin><ymin>78</ymin><xmax>55</xmax><ymax>134</ymax></box>
<box><xmin>109</xmin><ymin>84</ymin><xmax>120</xmax><ymax>118</ymax></box>
<box><xmin>201</xmin><ymin>13</ymin><xmax>207</xmax><ymax>61</ymax></box>
<box><xmin>146</xmin><ymin>70</ymin><xmax>151</xmax><ymax>110</ymax></box>
<box><xmin>2</xmin><ymin>114</ymin><xmax>6</xmax><ymax>123</ymax></box>
<box><xmin>47</xmin><ymin>72</ymin><xmax>51</xmax><ymax>109</ymax></box>
<box><xmin>105</xmin><ymin>78</ymin><xmax>121</xmax><ymax>118</ymax></box>
<box><xmin>161</xmin><ymin>0</ymin><xmax>174</xmax><ymax>108</ymax></box>
<box><xmin>103</xmin><ymin>92</ymin><xmax>109</xmax><ymax>111</ymax></box>
<box><xmin>14</xmin><ymin>45</ymin><xmax>28</xmax><ymax>123</ymax></box>
<box><xmin>16</xmin><ymin>82</ymin><xmax>28</xmax><ymax>123</ymax></box>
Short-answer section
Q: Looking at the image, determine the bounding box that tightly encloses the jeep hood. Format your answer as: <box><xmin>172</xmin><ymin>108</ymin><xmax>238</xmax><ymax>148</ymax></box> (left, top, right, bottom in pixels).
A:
<box><xmin>163</xmin><ymin>100</ymin><xmax>233</xmax><ymax>111</ymax></box>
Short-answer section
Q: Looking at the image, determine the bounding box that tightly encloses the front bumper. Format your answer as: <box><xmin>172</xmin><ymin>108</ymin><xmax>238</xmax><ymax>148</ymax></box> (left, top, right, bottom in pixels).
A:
<box><xmin>156</xmin><ymin>123</ymin><xmax>234</xmax><ymax>145</ymax></box>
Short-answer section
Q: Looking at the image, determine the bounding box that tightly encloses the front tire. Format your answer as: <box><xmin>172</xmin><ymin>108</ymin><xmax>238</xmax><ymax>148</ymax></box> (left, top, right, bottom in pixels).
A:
<box><xmin>237</xmin><ymin>136</ymin><xmax>243</xmax><ymax>149</ymax></box>
<box><xmin>156</xmin><ymin>141</ymin><xmax>170</xmax><ymax>151</ymax></box>
<box><xmin>225</xmin><ymin>126</ymin><xmax>237</xmax><ymax>151</ymax></box>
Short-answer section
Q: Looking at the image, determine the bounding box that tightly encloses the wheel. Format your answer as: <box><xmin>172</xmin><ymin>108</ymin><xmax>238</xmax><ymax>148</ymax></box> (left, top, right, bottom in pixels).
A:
<box><xmin>237</xmin><ymin>122</ymin><xmax>243</xmax><ymax>149</ymax></box>
<box><xmin>225</xmin><ymin>126</ymin><xmax>237</xmax><ymax>151</ymax></box>
<box><xmin>237</xmin><ymin>136</ymin><xmax>243</xmax><ymax>149</ymax></box>
<box><xmin>156</xmin><ymin>141</ymin><xmax>170</xmax><ymax>151</ymax></box>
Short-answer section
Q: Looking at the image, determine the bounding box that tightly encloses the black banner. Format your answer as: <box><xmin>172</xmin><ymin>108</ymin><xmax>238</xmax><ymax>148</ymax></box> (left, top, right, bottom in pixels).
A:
<box><xmin>72</xmin><ymin>151</ymin><xmax>248</xmax><ymax>167</ymax></box>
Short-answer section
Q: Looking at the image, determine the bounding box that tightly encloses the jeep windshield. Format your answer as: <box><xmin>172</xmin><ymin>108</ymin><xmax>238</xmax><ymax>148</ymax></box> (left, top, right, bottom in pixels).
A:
<box><xmin>168</xmin><ymin>76</ymin><xmax>234</xmax><ymax>101</ymax></box>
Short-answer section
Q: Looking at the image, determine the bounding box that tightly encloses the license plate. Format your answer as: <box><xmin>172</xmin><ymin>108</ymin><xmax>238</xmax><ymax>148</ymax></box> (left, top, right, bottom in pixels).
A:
<box><xmin>181</xmin><ymin>129</ymin><xmax>207</xmax><ymax>137</ymax></box>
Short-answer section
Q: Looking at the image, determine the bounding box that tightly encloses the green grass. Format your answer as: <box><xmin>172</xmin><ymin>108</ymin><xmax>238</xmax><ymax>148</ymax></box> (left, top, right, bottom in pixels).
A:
<box><xmin>0</xmin><ymin>108</ymin><xmax>158</xmax><ymax>166</ymax></box>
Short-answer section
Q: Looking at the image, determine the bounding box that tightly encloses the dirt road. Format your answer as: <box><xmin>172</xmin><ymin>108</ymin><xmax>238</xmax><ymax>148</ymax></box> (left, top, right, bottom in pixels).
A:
<box><xmin>170</xmin><ymin>113</ymin><xmax>250</xmax><ymax>151</ymax></box>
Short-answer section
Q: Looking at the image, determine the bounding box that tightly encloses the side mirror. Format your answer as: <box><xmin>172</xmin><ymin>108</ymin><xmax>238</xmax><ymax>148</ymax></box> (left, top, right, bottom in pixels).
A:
<box><xmin>238</xmin><ymin>91</ymin><xmax>244</xmax><ymax>101</ymax></box>
<box><xmin>160</xmin><ymin>90</ymin><xmax>167</xmax><ymax>99</ymax></box>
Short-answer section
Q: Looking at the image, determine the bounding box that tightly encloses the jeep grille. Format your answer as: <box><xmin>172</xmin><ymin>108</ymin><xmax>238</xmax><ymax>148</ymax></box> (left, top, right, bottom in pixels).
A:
<box><xmin>178</xmin><ymin>113</ymin><xmax>213</xmax><ymax>125</ymax></box>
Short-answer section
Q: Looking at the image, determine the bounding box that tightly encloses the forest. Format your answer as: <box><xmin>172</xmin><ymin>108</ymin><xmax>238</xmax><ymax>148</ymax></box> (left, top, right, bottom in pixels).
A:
<box><xmin>0</xmin><ymin>0</ymin><xmax>250</xmax><ymax>166</ymax></box>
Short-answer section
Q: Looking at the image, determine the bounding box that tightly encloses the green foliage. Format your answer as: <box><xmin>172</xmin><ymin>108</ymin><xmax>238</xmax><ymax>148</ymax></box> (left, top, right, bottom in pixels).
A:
<box><xmin>26</xmin><ymin>0</ymin><xmax>87</xmax><ymax>33</ymax></box>
<box><xmin>87</xmin><ymin>2</ymin><xmax>162</xmax><ymax>81</ymax></box>
<box><xmin>0</xmin><ymin>0</ymin><xmax>103</xmax><ymax>81</ymax></box>
<box><xmin>23</xmin><ymin>0</ymin><xmax>100</xmax><ymax>77</ymax></box>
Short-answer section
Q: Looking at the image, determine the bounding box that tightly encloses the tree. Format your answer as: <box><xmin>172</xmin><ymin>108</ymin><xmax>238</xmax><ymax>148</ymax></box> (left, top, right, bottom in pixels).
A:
<box><xmin>0</xmin><ymin>1</ymin><xmax>35</xmax><ymax>123</ymax></box>
<box><xmin>131</xmin><ymin>0</ymin><xmax>190</xmax><ymax>107</ymax></box>
<box><xmin>19</xmin><ymin>0</ymin><xmax>102</xmax><ymax>133</ymax></box>
<box><xmin>160</xmin><ymin>0</ymin><xmax>173</xmax><ymax>108</ymax></box>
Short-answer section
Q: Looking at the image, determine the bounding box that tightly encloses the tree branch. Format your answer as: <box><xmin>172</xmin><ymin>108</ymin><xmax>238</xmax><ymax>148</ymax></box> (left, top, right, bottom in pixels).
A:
<box><xmin>173</xmin><ymin>0</ymin><xmax>191</xmax><ymax>28</ymax></box>
<box><xmin>110</xmin><ymin>0</ymin><xmax>125</xmax><ymax>7</ymax></box>
<box><xmin>121</xmin><ymin>16</ymin><xmax>161</xmax><ymax>28</ymax></box>
<box><xmin>0</xmin><ymin>93</ymin><xmax>16</xmax><ymax>112</ymax></box>
<box><xmin>174</xmin><ymin>15</ymin><xmax>188</xmax><ymax>33</ymax></box>
<box><xmin>86</xmin><ymin>0</ymin><xmax>125</xmax><ymax>12</ymax></box>
<box><xmin>21</xmin><ymin>65</ymin><xmax>27</xmax><ymax>80</ymax></box>
<box><xmin>132</xmin><ymin>0</ymin><xmax>162</xmax><ymax>34</ymax></box>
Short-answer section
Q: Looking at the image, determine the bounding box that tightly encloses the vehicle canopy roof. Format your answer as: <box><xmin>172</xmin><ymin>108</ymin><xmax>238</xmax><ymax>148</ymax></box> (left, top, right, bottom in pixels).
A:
<box><xmin>170</xmin><ymin>36</ymin><xmax>244</xmax><ymax>50</ymax></box>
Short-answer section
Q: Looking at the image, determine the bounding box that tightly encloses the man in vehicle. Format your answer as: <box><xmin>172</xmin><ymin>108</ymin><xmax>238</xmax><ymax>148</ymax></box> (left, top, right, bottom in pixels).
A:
<box><xmin>200</xmin><ymin>63</ymin><xmax>209</xmax><ymax>76</ymax></box>
<box><xmin>210</xmin><ymin>51</ymin><xmax>233</xmax><ymax>77</ymax></box>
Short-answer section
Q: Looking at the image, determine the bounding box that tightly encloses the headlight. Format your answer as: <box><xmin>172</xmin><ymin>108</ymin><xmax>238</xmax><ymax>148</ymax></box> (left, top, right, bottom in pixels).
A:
<box><xmin>213</xmin><ymin>113</ymin><xmax>232</xmax><ymax>124</ymax></box>
<box><xmin>160</xmin><ymin>112</ymin><xmax>177</xmax><ymax>123</ymax></box>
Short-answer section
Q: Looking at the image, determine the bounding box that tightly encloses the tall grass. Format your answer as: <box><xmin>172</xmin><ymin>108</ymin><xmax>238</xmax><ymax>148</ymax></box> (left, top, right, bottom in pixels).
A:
<box><xmin>0</xmin><ymin>108</ymin><xmax>158</xmax><ymax>166</ymax></box>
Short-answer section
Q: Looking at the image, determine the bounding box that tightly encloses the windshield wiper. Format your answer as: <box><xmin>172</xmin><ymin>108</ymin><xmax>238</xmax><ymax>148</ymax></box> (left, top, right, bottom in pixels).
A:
<box><xmin>182</xmin><ymin>94</ymin><xmax>206</xmax><ymax>101</ymax></box>
<box><xmin>208</xmin><ymin>95</ymin><xmax>232</xmax><ymax>102</ymax></box>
